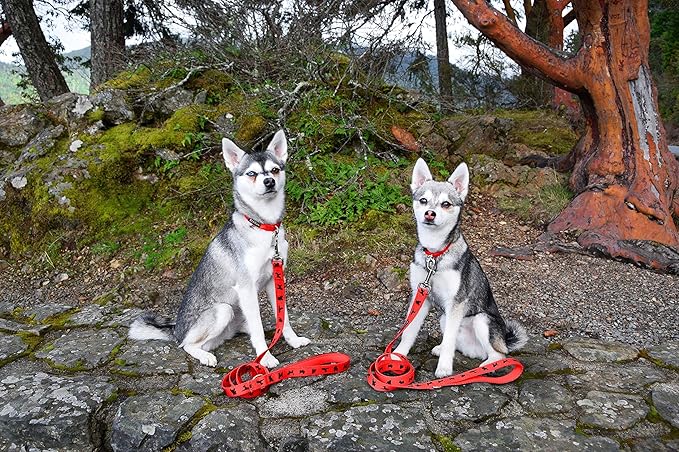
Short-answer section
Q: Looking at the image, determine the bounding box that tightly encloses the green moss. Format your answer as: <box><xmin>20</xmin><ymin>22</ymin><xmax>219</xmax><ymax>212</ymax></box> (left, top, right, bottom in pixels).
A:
<box><xmin>104</xmin><ymin>66</ymin><xmax>152</xmax><ymax>90</ymax></box>
<box><xmin>16</xmin><ymin>331</ymin><xmax>43</xmax><ymax>349</ymax></box>
<box><xmin>647</xmin><ymin>404</ymin><xmax>663</xmax><ymax>423</ymax></box>
<box><xmin>433</xmin><ymin>435</ymin><xmax>461</xmax><ymax>452</ymax></box>
<box><xmin>45</xmin><ymin>358</ymin><xmax>88</xmax><ymax>372</ymax></box>
<box><xmin>86</xmin><ymin>108</ymin><xmax>105</xmax><ymax>123</ymax></box>
<box><xmin>547</xmin><ymin>342</ymin><xmax>563</xmax><ymax>351</ymax></box>
<box><xmin>495</xmin><ymin>109</ymin><xmax>577</xmax><ymax>154</ymax></box>
<box><xmin>163</xmin><ymin>402</ymin><xmax>218</xmax><ymax>452</ymax></box>
<box><xmin>43</xmin><ymin>309</ymin><xmax>77</xmax><ymax>327</ymax></box>
<box><xmin>235</xmin><ymin>115</ymin><xmax>267</xmax><ymax>143</ymax></box>
<box><xmin>170</xmin><ymin>387</ymin><xmax>195</xmax><ymax>397</ymax></box>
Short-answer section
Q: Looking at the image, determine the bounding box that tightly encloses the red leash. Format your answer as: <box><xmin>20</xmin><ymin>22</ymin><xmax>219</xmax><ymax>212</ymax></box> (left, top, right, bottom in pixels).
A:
<box><xmin>222</xmin><ymin>223</ymin><xmax>351</xmax><ymax>399</ymax></box>
<box><xmin>367</xmin><ymin>248</ymin><xmax>523</xmax><ymax>392</ymax></box>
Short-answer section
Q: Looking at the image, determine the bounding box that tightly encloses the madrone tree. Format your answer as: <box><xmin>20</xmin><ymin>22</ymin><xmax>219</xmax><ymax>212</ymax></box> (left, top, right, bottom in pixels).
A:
<box><xmin>452</xmin><ymin>0</ymin><xmax>679</xmax><ymax>272</ymax></box>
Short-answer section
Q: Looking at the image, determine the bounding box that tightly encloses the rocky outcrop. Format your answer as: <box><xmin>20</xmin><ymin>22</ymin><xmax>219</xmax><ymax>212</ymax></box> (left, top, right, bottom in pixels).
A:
<box><xmin>0</xmin><ymin>298</ymin><xmax>677</xmax><ymax>451</ymax></box>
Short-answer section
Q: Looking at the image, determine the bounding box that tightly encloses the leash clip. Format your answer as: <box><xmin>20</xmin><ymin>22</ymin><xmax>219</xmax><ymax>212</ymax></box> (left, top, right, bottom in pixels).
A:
<box><xmin>272</xmin><ymin>227</ymin><xmax>281</xmax><ymax>259</ymax></box>
<box><xmin>422</xmin><ymin>255</ymin><xmax>437</xmax><ymax>287</ymax></box>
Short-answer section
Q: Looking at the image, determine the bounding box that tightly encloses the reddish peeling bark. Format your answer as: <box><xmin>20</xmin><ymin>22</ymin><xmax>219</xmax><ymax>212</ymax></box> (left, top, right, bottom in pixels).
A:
<box><xmin>545</xmin><ymin>0</ymin><xmax>580</xmax><ymax>119</ymax></box>
<box><xmin>0</xmin><ymin>19</ymin><xmax>11</xmax><ymax>107</ymax></box>
<box><xmin>452</xmin><ymin>0</ymin><xmax>679</xmax><ymax>272</ymax></box>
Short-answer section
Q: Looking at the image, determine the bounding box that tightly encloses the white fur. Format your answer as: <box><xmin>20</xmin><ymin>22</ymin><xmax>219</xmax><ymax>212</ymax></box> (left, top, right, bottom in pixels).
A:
<box><xmin>267</xmin><ymin>129</ymin><xmax>288</xmax><ymax>162</ymax></box>
<box><xmin>411</xmin><ymin>158</ymin><xmax>432</xmax><ymax>191</ymax></box>
<box><xmin>448</xmin><ymin>162</ymin><xmax>469</xmax><ymax>201</ymax></box>
<box><xmin>128</xmin><ymin>319</ymin><xmax>172</xmax><ymax>341</ymax></box>
<box><xmin>222</xmin><ymin>138</ymin><xmax>246</xmax><ymax>172</ymax></box>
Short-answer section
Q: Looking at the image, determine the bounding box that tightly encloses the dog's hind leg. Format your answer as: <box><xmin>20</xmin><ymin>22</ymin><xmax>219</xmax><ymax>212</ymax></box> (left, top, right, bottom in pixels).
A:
<box><xmin>435</xmin><ymin>302</ymin><xmax>465</xmax><ymax>378</ymax></box>
<box><xmin>265</xmin><ymin>277</ymin><xmax>310</xmax><ymax>349</ymax></box>
<box><xmin>181</xmin><ymin>303</ymin><xmax>234</xmax><ymax>367</ymax></box>
<box><xmin>472</xmin><ymin>314</ymin><xmax>506</xmax><ymax>367</ymax></box>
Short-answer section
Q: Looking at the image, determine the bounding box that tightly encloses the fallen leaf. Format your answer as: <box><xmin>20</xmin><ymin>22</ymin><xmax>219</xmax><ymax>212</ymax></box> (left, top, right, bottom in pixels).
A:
<box><xmin>543</xmin><ymin>329</ymin><xmax>559</xmax><ymax>338</ymax></box>
<box><xmin>391</xmin><ymin>126</ymin><xmax>419</xmax><ymax>152</ymax></box>
<box><xmin>109</xmin><ymin>259</ymin><xmax>122</xmax><ymax>269</ymax></box>
<box><xmin>368</xmin><ymin>309</ymin><xmax>380</xmax><ymax>316</ymax></box>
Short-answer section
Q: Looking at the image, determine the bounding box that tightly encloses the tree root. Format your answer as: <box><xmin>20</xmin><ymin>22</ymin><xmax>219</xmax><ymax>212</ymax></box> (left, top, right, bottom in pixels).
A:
<box><xmin>491</xmin><ymin>232</ymin><xmax>679</xmax><ymax>275</ymax></box>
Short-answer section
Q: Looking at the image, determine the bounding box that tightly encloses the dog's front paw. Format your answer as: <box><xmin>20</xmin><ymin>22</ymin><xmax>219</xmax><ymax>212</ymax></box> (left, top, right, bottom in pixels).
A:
<box><xmin>260</xmin><ymin>352</ymin><xmax>280</xmax><ymax>368</ymax></box>
<box><xmin>199</xmin><ymin>352</ymin><xmax>218</xmax><ymax>367</ymax></box>
<box><xmin>286</xmin><ymin>335</ymin><xmax>311</xmax><ymax>349</ymax></box>
<box><xmin>431</xmin><ymin>344</ymin><xmax>442</xmax><ymax>356</ymax></box>
<box><xmin>435</xmin><ymin>364</ymin><xmax>454</xmax><ymax>379</ymax></box>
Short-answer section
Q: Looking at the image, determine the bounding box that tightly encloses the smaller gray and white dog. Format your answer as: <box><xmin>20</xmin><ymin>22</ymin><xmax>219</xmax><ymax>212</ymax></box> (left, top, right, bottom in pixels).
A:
<box><xmin>393</xmin><ymin>158</ymin><xmax>527</xmax><ymax>378</ymax></box>
<box><xmin>129</xmin><ymin>130</ymin><xmax>310</xmax><ymax>367</ymax></box>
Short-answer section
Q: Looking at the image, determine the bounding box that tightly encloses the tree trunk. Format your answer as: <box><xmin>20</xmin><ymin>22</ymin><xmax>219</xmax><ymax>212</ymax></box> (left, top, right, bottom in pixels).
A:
<box><xmin>0</xmin><ymin>0</ymin><xmax>69</xmax><ymax>101</ymax></box>
<box><xmin>451</xmin><ymin>0</ymin><xmax>679</xmax><ymax>272</ymax></box>
<box><xmin>90</xmin><ymin>0</ymin><xmax>125</xmax><ymax>89</ymax></box>
<box><xmin>433</xmin><ymin>0</ymin><xmax>453</xmax><ymax>112</ymax></box>
<box><xmin>544</xmin><ymin>0</ymin><xmax>579</xmax><ymax>119</ymax></box>
<box><xmin>0</xmin><ymin>19</ymin><xmax>11</xmax><ymax>106</ymax></box>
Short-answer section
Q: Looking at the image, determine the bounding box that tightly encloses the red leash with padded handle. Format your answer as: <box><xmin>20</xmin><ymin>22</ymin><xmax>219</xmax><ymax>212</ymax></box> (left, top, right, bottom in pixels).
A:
<box><xmin>222</xmin><ymin>222</ymin><xmax>351</xmax><ymax>399</ymax></box>
<box><xmin>367</xmin><ymin>248</ymin><xmax>523</xmax><ymax>392</ymax></box>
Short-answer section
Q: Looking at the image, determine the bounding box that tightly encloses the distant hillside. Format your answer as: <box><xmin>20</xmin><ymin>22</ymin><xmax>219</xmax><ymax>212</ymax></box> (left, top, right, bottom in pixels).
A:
<box><xmin>0</xmin><ymin>47</ymin><xmax>90</xmax><ymax>104</ymax></box>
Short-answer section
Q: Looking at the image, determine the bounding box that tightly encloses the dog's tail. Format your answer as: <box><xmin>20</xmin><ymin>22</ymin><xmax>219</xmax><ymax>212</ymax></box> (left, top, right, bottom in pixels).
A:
<box><xmin>505</xmin><ymin>319</ymin><xmax>528</xmax><ymax>352</ymax></box>
<box><xmin>128</xmin><ymin>312</ymin><xmax>175</xmax><ymax>341</ymax></box>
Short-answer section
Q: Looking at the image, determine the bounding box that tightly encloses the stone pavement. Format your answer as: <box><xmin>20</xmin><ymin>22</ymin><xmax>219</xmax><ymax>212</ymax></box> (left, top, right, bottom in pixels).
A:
<box><xmin>0</xmin><ymin>299</ymin><xmax>677</xmax><ymax>451</ymax></box>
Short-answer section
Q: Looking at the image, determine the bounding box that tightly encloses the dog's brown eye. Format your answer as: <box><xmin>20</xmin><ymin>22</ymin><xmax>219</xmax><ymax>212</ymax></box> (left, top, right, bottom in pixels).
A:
<box><xmin>441</xmin><ymin>201</ymin><xmax>452</xmax><ymax>208</ymax></box>
<box><xmin>246</xmin><ymin>171</ymin><xmax>257</xmax><ymax>177</ymax></box>
<box><xmin>271</xmin><ymin>167</ymin><xmax>280</xmax><ymax>174</ymax></box>
<box><xmin>419</xmin><ymin>198</ymin><xmax>427</xmax><ymax>205</ymax></box>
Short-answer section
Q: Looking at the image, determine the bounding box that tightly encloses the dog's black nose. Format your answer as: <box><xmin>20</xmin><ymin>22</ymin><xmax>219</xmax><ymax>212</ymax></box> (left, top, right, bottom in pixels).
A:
<box><xmin>263</xmin><ymin>177</ymin><xmax>275</xmax><ymax>189</ymax></box>
<box><xmin>424</xmin><ymin>210</ymin><xmax>436</xmax><ymax>221</ymax></box>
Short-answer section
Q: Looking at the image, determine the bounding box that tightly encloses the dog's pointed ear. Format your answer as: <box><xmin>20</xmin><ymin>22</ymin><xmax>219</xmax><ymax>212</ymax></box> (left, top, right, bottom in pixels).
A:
<box><xmin>222</xmin><ymin>138</ymin><xmax>246</xmax><ymax>173</ymax></box>
<box><xmin>411</xmin><ymin>158</ymin><xmax>432</xmax><ymax>192</ymax></box>
<box><xmin>267</xmin><ymin>130</ymin><xmax>288</xmax><ymax>163</ymax></box>
<box><xmin>448</xmin><ymin>162</ymin><xmax>469</xmax><ymax>201</ymax></box>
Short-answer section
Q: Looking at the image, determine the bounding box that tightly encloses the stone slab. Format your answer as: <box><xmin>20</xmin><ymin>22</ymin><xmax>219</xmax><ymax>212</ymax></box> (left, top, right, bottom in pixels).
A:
<box><xmin>0</xmin><ymin>372</ymin><xmax>115</xmax><ymax>450</ymax></box>
<box><xmin>23</xmin><ymin>304</ymin><xmax>74</xmax><ymax>323</ymax></box>
<box><xmin>576</xmin><ymin>390</ymin><xmax>649</xmax><ymax>430</ymax></box>
<box><xmin>0</xmin><ymin>334</ymin><xmax>28</xmax><ymax>363</ymax></box>
<box><xmin>260</xmin><ymin>385</ymin><xmax>329</xmax><ymax>418</ymax></box>
<box><xmin>114</xmin><ymin>340</ymin><xmax>189</xmax><ymax>375</ymax></box>
<box><xmin>35</xmin><ymin>328</ymin><xmax>124</xmax><ymax>370</ymax></box>
<box><xmin>110</xmin><ymin>392</ymin><xmax>205</xmax><ymax>452</ymax></box>
<box><xmin>453</xmin><ymin>417</ymin><xmax>620</xmax><ymax>451</ymax></box>
<box><xmin>566</xmin><ymin>364</ymin><xmax>667</xmax><ymax>393</ymax></box>
<box><xmin>177</xmin><ymin>405</ymin><xmax>264</xmax><ymax>452</ymax></box>
<box><xmin>303</xmin><ymin>403</ymin><xmax>437</xmax><ymax>451</ymax></box>
<box><xmin>430</xmin><ymin>383</ymin><xmax>511</xmax><ymax>422</ymax></box>
<box><xmin>0</xmin><ymin>318</ymin><xmax>50</xmax><ymax>336</ymax></box>
<box><xmin>563</xmin><ymin>338</ymin><xmax>638</xmax><ymax>362</ymax></box>
<box><xmin>646</xmin><ymin>342</ymin><xmax>679</xmax><ymax>369</ymax></box>
<box><xmin>651</xmin><ymin>383</ymin><xmax>679</xmax><ymax>428</ymax></box>
<box><xmin>519</xmin><ymin>379</ymin><xmax>574</xmax><ymax>414</ymax></box>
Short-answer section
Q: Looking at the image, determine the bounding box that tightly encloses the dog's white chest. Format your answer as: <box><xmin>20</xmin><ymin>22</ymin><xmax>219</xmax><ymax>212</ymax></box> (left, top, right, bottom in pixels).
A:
<box><xmin>430</xmin><ymin>269</ymin><xmax>462</xmax><ymax>307</ymax></box>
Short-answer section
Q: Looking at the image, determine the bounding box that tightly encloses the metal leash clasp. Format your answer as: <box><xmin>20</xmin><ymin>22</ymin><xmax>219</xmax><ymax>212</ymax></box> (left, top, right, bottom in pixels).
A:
<box><xmin>421</xmin><ymin>255</ymin><xmax>437</xmax><ymax>288</ymax></box>
<box><xmin>272</xmin><ymin>227</ymin><xmax>281</xmax><ymax>260</ymax></box>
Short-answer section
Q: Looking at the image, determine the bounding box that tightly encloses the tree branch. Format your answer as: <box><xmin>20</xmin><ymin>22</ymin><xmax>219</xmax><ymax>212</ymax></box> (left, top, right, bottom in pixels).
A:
<box><xmin>502</xmin><ymin>0</ymin><xmax>517</xmax><ymax>26</ymax></box>
<box><xmin>450</xmin><ymin>0</ymin><xmax>584</xmax><ymax>92</ymax></box>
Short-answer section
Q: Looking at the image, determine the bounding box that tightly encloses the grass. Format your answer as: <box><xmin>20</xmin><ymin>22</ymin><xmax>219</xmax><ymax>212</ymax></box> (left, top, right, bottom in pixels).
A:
<box><xmin>497</xmin><ymin>182</ymin><xmax>573</xmax><ymax>225</ymax></box>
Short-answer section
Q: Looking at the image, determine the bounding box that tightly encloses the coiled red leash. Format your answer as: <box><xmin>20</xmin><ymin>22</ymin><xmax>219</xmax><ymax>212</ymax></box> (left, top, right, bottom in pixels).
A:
<box><xmin>367</xmin><ymin>248</ymin><xmax>523</xmax><ymax>392</ymax></box>
<box><xmin>222</xmin><ymin>222</ymin><xmax>351</xmax><ymax>399</ymax></box>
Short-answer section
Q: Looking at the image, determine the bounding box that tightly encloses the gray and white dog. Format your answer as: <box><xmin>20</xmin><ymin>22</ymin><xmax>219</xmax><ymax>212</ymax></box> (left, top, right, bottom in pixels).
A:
<box><xmin>129</xmin><ymin>130</ymin><xmax>310</xmax><ymax>368</ymax></box>
<box><xmin>393</xmin><ymin>158</ymin><xmax>527</xmax><ymax>378</ymax></box>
